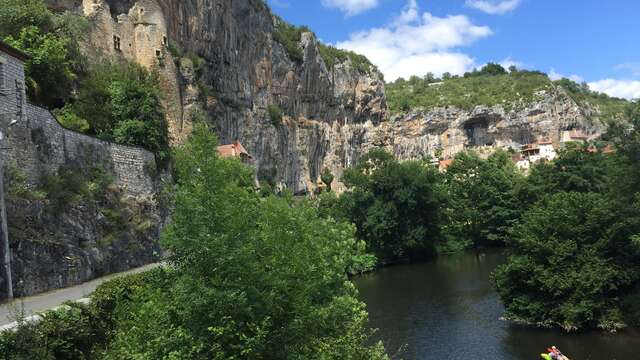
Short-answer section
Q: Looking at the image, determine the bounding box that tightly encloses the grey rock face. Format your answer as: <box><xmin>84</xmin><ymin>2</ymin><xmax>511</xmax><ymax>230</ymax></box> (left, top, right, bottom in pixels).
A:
<box><xmin>54</xmin><ymin>0</ymin><xmax>603</xmax><ymax>194</ymax></box>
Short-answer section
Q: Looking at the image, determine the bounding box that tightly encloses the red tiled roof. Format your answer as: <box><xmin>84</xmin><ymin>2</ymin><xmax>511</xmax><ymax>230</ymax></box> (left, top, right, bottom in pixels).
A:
<box><xmin>568</xmin><ymin>130</ymin><xmax>588</xmax><ymax>140</ymax></box>
<box><xmin>439</xmin><ymin>159</ymin><xmax>454</xmax><ymax>170</ymax></box>
<box><xmin>217</xmin><ymin>141</ymin><xmax>253</xmax><ymax>159</ymax></box>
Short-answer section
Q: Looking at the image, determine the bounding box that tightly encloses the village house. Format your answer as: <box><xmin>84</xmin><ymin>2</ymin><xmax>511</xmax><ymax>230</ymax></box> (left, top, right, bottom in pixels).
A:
<box><xmin>216</xmin><ymin>140</ymin><xmax>254</xmax><ymax>164</ymax></box>
<box><xmin>561</xmin><ymin>129</ymin><xmax>589</xmax><ymax>143</ymax></box>
<box><xmin>515</xmin><ymin>139</ymin><xmax>558</xmax><ymax>171</ymax></box>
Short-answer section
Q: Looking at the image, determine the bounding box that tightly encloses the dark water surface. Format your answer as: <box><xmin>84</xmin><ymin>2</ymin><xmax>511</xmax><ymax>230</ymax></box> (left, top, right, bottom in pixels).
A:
<box><xmin>354</xmin><ymin>251</ymin><xmax>640</xmax><ymax>360</ymax></box>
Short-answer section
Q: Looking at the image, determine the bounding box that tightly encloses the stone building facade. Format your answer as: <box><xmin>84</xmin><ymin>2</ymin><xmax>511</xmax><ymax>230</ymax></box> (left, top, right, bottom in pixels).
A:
<box><xmin>0</xmin><ymin>41</ymin><xmax>164</xmax><ymax>298</ymax></box>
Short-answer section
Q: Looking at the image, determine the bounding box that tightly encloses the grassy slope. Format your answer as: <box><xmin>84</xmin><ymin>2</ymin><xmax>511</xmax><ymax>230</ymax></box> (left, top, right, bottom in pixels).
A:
<box><xmin>386</xmin><ymin>72</ymin><xmax>631</xmax><ymax>123</ymax></box>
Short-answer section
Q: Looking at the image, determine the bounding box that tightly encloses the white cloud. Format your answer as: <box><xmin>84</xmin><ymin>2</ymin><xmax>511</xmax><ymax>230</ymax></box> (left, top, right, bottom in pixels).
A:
<box><xmin>548</xmin><ymin>68</ymin><xmax>583</xmax><ymax>82</ymax></box>
<box><xmin>499</xmin><ymin>57</ymin><xmax>526</xmax><ymax>70</ymax></box>
<box><xmin>466</xmin><ymin>0</ymin><xmax>521</xmax><ymax>15</ymax></box>
<box><xmin>336</xmin><ymin>0</ymin><xmax>492</xmax><ymax>80</ymax></box>
<box><xmin>321</xmin><ymin>0</ymin><xmax>379</xmax><ymax>16</ymax></box>
<box><xmin>588</xmin><ymin>79</ymin><xmax>640</xmax><ymax>100</ymax></box>
<box><xmin>615</xmin><ymin>63</ymin><xmax>640</xmax><ymax>77</ymax></box>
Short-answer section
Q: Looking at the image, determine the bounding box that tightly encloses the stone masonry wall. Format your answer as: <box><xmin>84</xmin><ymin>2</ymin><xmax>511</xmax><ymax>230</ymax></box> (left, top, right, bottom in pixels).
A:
<box><xmin>0</xmin><ymin>44</ymin><xmax>164</xmax><ymax>298</ymax></box>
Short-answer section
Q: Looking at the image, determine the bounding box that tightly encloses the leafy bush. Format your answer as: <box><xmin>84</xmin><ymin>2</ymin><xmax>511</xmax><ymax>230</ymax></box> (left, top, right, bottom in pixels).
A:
<box><xmin>272</xmin><ymin>17</ymin><xmax>309</xmax><ymax>63</ymax></box>
<box><xmin>555</xmin><ymin>78</ymin><xmax>631</xmax><ymax>123</ymax></box>
<box><xmin>66</xmin><ymin>61</ymin><xmax>170</xmax><ymax>163</ymax></box>
<box><xmin>267</xmin><ymin>104</ymin><xmax>283</xmax><ymax>126</ymax></box>
<box><xmin>39</xmin><ymin>165</ymin><xmax>113</xmax><ymax>213</ymax></box>
<box><xmin>0</xmin><ymin>268</ymin><xmax>171</xmax><ymax>359</ymax></box>
<box><xmin>320</xmin><ymin>167</ymin><xmax>334</xmax><ymax>191</ymax></box>
<box><xmin>318</xmin><ymin>44</ymin><xmax>377</xmax><ymax>74</ymax></box>
<box><xmin>53</xmin><ymin>104</ymin><xmax>90</xmax><ymax>132</ymax></box>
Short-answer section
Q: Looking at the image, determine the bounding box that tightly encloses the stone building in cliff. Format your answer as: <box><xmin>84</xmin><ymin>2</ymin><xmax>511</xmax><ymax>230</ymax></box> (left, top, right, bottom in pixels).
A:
<box><xmin>217</xmin><ymin>141</ymin><xmax>254</xmax><ymax>164</ymax></box>
<box><xmin>81</xmin><ymin>0</ymin><xmax>188</xmax><ymax>144</ymax></box>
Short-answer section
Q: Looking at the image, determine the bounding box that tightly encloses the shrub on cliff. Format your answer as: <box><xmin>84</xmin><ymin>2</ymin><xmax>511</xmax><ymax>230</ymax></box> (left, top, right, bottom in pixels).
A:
<box><xmin>272</xmin><ymin>18</ymin><xmax>308</xmax><ymax>63</ymax></box>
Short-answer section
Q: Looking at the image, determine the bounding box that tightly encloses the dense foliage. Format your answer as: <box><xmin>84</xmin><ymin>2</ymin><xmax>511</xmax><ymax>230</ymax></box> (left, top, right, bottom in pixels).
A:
<box><xmin>58</xmin><ymin>62</ymin><xmax>170</xmax><ymax>162</ymax></box>
<box><xmin>494</xmin><ymin>103</ymin><xmax>640</xmax><ymax>331</ymax></box>
<box><xmin>318</xmin><ymin>43</ymin><xmax>377</xmax><ymax>75</ymax></box>
<box><xmin>322</xmin><ymin>149</ymin><xmax>443</xmax><ymax>264</ymax></box>
<box><xmin>386</xmin><ymin>65</ymin><xmax>553</xmax><ymax>113</ymax></box>
<box><xmin>1</xmin><ymin>0</ymin><xmax>88</xmax><ymax>107</ymax></box>
<box><xmin>0</xmin><ymin>269</ymin><xmax>170</xmax><ymax>359</ymax></box>
<box><xmin>440</xmin><ymin>151</ymin><xmax>523</xmax><ymax>252</ymax></box>
<box><xmin>1</xmin><ymin>1</ymin><xmax>169</xmax><ymax>160</ymax></box>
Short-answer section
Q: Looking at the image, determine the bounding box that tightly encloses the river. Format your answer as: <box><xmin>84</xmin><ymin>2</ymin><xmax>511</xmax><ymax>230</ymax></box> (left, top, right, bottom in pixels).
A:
<box><xmin>354</xmin><ymin>251</ymin><xmax>640</xmax><ymax>360</ymax></box>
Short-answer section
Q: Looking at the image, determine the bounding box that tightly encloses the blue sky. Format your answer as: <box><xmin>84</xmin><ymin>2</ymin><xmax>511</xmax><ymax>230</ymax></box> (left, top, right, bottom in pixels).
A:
<box><xmin>267</xmin><ymin>0</ymin><xmax>640</xmax><ymax>99</ymax></box>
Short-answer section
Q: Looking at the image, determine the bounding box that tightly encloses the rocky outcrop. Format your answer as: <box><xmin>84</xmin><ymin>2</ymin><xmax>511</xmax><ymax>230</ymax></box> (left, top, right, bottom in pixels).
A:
<box><xmin>51</xmin><ymin>0</ymin><xmax>604</xmax><ymax>193</ymax></box>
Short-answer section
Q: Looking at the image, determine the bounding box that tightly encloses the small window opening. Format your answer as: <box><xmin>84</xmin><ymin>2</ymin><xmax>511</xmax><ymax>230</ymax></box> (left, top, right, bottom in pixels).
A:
<box><xmin>140</xmin><ymin>8</ymin><xmax>144</xmax><ymax>15</ymax></box>
<box><xmin>156</xmin><ymin>49</ymin><xmax>162</xmax><ymax>58</ymax></box>
<box><xmin>0</xmin><ymin>61</ymin><xmax>5</xmax><ymax>90</ymax></box>
<box><xmin>113</xmin><ymin>35</ymin><xmax>121</xmax><ymax>51</ymax></box>
<box><xmin>162</xmin><ymin>36</ymin><xmax>168</xmax><ymax>46</ymax></box>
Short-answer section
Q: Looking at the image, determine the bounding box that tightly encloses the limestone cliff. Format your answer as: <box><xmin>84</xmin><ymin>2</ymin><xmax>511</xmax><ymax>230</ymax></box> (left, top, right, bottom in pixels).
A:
<box><xmin>53</xmin><ymin>0</ymin><xmax>605</xmax><ymax>193</ymax></box>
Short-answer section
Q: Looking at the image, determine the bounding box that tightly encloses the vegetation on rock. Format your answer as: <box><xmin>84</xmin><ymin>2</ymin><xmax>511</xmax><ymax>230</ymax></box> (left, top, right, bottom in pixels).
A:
<box><xmin>386</xmin><ymin>63</ymin><xmax>630</xmax><ymax>123</ymax></box>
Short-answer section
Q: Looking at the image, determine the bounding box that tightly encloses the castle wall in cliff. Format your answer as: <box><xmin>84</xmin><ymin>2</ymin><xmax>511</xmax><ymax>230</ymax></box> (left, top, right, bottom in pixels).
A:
<box><xmin>1</xmin><ymin>41</ymin><xmax>163</xmax><ymax>297</ymax></box>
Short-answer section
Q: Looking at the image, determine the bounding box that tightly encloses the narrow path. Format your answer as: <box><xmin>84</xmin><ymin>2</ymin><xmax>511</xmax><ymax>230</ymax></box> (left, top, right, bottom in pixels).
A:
<box><xmin>0</xmin><ymin>263</ymin><xmax>161</xmax><ymax>327</ymax></box>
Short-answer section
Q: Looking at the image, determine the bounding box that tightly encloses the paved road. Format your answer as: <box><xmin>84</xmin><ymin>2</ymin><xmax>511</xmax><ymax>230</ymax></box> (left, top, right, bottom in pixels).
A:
<box><xmin>0</xmin><ymin>263</ymin><xmax>161</xmax><ymax>327</ymax></box>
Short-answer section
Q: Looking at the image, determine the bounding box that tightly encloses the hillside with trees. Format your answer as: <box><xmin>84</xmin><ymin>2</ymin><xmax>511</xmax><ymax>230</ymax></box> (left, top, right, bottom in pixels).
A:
<box><xmin>386</xmin><ymin>63</ymin><xmax>631</xmax><ymax>124</ymax></box>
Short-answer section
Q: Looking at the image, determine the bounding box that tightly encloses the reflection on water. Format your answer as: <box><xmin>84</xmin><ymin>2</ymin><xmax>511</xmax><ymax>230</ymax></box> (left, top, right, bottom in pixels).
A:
<box><xmin>353</xmin><ymin>251</ymin><xmax>640</xmax><ymax>360</ymax></box>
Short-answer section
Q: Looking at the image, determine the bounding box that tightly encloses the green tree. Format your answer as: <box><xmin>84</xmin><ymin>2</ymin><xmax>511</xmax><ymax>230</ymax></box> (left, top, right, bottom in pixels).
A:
<box><xmin>69</xmin><ymin>61</ymin><xmax>170</xmax><ymax>162</ymax></box>
<box><xmin>1</xmin><ymin>1</ymin><xmax>88</xmax><ymax>107</ymax></box>
<box><xmin>493</xmin><ymin>192</ymin><xmax>640</xmax><ymax>331</ymax></box>
<box><xmin>478</xmin><ymin>63</ymin><xmax>508</xmax><ymax>76</ymax></box>
<box><xmin>442</xmin><ymin>150</ymin><xmax>523</xmax><ymax>252</ymax></box>
<box><xmin>100</xmin><ymin>125</ymin><xmax>387</xmax><ymax>359</ymax></box>
<box><xmin>321</xmin><ymin>167</ymin><xmax>334</xmax><ymax>191</ymax></box>
<box><xmin>0</xmin><ymin>0</ymin><xmax>52</xmax><ymax>38</ymax></box>
<box><xmin>518</xmin><ymin>144</ymin><xmax>617</xmax><ymax>207</ymax></box>
<box><xmin>338</xmin><ymin>148</ymin><xmax>443</xmax><ymax>263</ymax></box>
<box><xmin>5</xmin><ymin>26</ymin><xmax>75</xmax><ymax>106</ymax></box>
